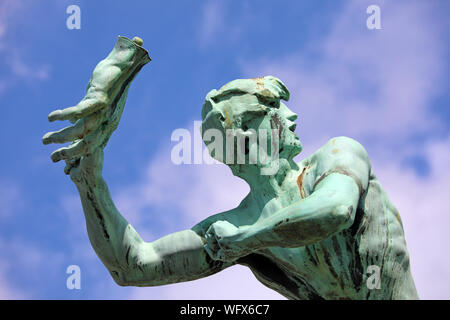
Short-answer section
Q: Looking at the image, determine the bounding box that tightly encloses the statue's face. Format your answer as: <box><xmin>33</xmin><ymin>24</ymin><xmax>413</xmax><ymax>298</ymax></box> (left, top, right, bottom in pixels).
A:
<box><xmin>236</xmin><ymin>94</ymin><xmax>303</xmax><ymax>162</ymax></box>
<box><xmin>270</xmin><ymin>100</ymin><xmax>303</xmax><ymax>159</ymax></box>
<box><xmin>203</xmin><ymin>93</ymin><xmax>302</xmax><ymax>166</ymax></box>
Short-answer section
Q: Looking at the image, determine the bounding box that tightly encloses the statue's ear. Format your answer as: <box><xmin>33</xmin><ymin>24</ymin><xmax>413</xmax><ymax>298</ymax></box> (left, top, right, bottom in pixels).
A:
<box><xmin>202</xmin><ymin>89</ymin><xmax>219</xmax><ymax>120</ymax></box>
<box><xmin>257</xmin><ymin>76</ymin><xmax>290</xmax><ymax>102</ymax></box>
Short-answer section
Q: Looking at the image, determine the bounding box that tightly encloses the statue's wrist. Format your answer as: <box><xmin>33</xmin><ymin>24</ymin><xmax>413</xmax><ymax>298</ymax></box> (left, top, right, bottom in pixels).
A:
<box><xmin>70</xmin><ymin>162</ymin><xmax>103</xmax><ymax>186</ymax></box>
<box><xmin>233</xmin><ymin>225</ymin><xmax>262</xmax><ymax>254</ymax></box>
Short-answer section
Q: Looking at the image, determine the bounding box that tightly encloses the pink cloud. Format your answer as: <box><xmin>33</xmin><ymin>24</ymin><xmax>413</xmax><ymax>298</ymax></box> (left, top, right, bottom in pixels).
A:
<box><xmin>0</xmin><ymin>0</ymin><xmax>50</xmax><ymax>89</ymax></box>
<box><xmin>0</xmin><ymin>264</ymin><xmax>25</xmax><ymax>299</ymax></box>
<box><xmin>374</xmin><ymin>138</ymin><xmax>450</xmax><ymax>299</ymax></box>
<box><xmin>240</xmin><ymin>0</ymin><xmax>446</xmax><ymax>155</ymax></box>
<box><xmin>112</xmin><ymin>131</ymin><xmax>284</xmax><ymax>299</ymax></box>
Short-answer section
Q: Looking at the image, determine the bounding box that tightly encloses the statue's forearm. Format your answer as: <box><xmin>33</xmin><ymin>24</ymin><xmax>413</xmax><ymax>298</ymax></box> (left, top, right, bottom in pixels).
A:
<box><xmin>46</xmin><ymin>36</ymin><xmax>227</xmax><ymax>286</ymax></box>
<box><xmin>73</xmin><ymin>166</ymin><xmax>228</xmax><ymax>286</ymax></box>
<box><xmin>240</xmin><ymin>173</ymin><xmax>360</xmax><ymax>251</ymax></box>
<box><xmin>74</xmin><ymin>170</ymin><xmax>142</xmax><ymax>280</ymax></box>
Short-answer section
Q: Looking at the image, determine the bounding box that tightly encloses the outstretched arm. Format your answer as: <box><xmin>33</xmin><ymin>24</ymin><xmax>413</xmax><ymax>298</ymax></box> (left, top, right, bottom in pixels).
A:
<box><xmin>71</xmin><ymin>151</ymin><xmax>228</xmax><ymax>286</ymax></box>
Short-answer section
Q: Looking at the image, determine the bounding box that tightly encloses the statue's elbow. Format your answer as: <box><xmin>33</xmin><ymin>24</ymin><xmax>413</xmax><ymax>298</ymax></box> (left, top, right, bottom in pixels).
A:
<box><xmin>331</xmin><ymin>204</ymin><xmax>355</xmax><ymax>230</ymax></box>
<box><xmin>109</xmin><ymin>268</ymin><xmax>132</xmax><ymax>287</ymax></box>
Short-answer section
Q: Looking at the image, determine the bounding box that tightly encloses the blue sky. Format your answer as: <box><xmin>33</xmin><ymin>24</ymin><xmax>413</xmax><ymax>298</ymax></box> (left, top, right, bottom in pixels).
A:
<box><xmin>0</xmin><ymin>0</ymin><xmax>449</xmax><ymax>299</ymax></box>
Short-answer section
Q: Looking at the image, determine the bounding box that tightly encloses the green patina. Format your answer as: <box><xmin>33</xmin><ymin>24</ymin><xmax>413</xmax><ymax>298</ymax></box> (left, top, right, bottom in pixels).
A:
<box><xmin>43</xmin><ymin>36</ymin><xmax>418</xmax><ymax>299</ymax></box>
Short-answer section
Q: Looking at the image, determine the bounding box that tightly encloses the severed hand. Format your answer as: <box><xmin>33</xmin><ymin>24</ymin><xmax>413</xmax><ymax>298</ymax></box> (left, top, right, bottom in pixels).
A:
<box><xmin>42</xmin><ymin>36</ymin><xmax>151</xmax><ymax>177</ymax></box>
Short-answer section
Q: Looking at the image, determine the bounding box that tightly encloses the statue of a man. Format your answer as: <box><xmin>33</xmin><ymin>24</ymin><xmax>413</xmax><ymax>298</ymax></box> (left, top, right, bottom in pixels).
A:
<box><xmin>43</xmin><ymin>36</ymin><xmax>418</xmax><ymax>299</ymax></box>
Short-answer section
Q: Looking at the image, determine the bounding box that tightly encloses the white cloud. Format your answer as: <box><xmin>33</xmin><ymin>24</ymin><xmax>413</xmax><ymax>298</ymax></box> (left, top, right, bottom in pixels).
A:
<box><xmin>240</xmin><ymin>0</ymin><xmax>446</xmax><ymax>157</ymax></box>
<box><xmin>113</xmin><ymin>135</ymin><xmax>249</xmax><ymax>233</ymax></box>
<box><xmin>0</xmin><ymin>0</ymin><xmax>50</xmax><ymax>92</ymax></box>
<box><xmin>0</xmin><ymin>263</ymin><xmax>25</xmax><ymax>299</ymax></box>
<box><xmin>197</xmin><ymin>0</ymin><xmax>245</xmax><ymax>49</ymax></box>
<box><xmin>198</xmin><ymin>0</ymin><xmax>225</xmax><ymax>47</ymax></box>
<box><xmin>374</xmin><ymin>138</ymin><xmax>450</xmax><ymax>299</ymax></box>
<box><xmin>0</xmin><ymin>237</ymin><xmax>65</xmax><ymax>299</ymax></box>
<box><xmin>0</xmin><ymin>180</ymin><xmax>21</xmax><ymax>218</ymax></box>
<box><xmin>0</xmin><ymin>0</ymin><xmax>22</xmax><ymax>38</ymax></box>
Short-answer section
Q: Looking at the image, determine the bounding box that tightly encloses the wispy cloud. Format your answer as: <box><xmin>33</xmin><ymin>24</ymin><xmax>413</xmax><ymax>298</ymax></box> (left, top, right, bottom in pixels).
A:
<box><xmin>0</xmin><ymin>180</ymin><xmax>22</xmax><ymax>218</ymax></box>
<box><xmin>0</xmin><ymin>0</ymin><xmax>50</xmax><ymax>94</ymax></box>
<box><xmin>197</xmin><ymin>0</ymin><xmax>246</xmax><ymax>49</ymax></box>
<box><xmin>240</xmin><ymin>0</ymin><xmax>446</xmax><ymax>156</ymax></box>
<box><xmin>198</xmin><ymin>0</ymin><xmax>225</xmax><ymax>47</ymax></box>
<box><xmin>0</xmin><ymin>262</ymin><xmax>25</xmax><ymax>299</ymax></box>
<box><xmin>0</xmin><ymin>237</ymin><xmax>66</xmax><ymax>299</ymax></box>
<box><xmin>373</xmin><ymin>138</ymin><xmax>450</xmax><ymax>299</ymax></box>
<box><xmin>0</xmin><ymin>0</ymin><xmax>22</xmax><ymax>39</ymax></box>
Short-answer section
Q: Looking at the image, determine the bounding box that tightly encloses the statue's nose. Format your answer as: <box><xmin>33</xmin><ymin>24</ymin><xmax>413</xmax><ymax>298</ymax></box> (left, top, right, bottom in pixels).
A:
<box><xmin>287</xmin><ymin>113</ymin><xmax>298</xmax><ymax>122</ymax></box>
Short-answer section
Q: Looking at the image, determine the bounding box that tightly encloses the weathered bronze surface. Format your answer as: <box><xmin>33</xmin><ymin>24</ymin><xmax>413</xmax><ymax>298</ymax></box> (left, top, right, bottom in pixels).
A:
<box><xmin>43</xmin><ymin>36</ymin><xmax>418</xmax><ymax>299</ymax></box>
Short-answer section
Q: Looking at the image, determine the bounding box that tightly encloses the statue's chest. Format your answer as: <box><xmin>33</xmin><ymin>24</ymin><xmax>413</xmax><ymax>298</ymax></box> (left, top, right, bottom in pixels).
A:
<box><xmin>250</xmin><ymin>230</ymin><xmax>361</xmax><ymax>299</ymax></box>
<box><xmin>240</xmin><ymin>246</ymin><xmax>326</xmax><ymax>299</ymax></box>
<box><xmin>257</xmin><ymin>164</ymin><xmax>318</xmax><ymax>220</ymax></box>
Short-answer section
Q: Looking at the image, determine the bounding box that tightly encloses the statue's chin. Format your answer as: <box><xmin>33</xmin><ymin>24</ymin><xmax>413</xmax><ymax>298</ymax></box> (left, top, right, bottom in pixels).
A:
<box><xmin>280</xmin><ymin>141</ymin><xmax>303</xmax><ymax>161</ymax></box>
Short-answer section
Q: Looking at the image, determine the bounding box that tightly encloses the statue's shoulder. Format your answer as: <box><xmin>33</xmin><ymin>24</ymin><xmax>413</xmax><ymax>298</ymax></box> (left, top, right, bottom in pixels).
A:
<box><xmin>308</xmin><ymin>136</ymin><xmax>370</xmax><ymax>166</ymax></box>
<box><xmin>297</xmin><ymin>137</ymin><xmax>372</xmax><ymax>193</ymax></box>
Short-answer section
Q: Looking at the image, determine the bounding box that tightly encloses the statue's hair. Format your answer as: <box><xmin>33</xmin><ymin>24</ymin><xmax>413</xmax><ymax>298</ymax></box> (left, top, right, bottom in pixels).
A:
<box><xmin>200</xmin><ymin>76</ymin><xmax>290</xmax><ymax>167</ymax></box>
<box><xmin>201</xmin><ymin>76</ymin><xmax>290</xmax><ymax>122</ymax></box>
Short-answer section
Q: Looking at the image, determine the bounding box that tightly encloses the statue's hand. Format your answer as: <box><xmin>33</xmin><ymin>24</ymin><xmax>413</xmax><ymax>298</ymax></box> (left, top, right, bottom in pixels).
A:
<box><xmin>204</xmin><ymin>220</ymin><xmax>251</xmax><ymax>262</ymax></box>
<box><xmin>42</xmin><ymin>36</ymin><xmax>150</xmax><ymax>177</ymax></box>
<box><xmin>42</xmin><ymin>82</ymin><xmax>123</xmax><ymax>178</ymax></box>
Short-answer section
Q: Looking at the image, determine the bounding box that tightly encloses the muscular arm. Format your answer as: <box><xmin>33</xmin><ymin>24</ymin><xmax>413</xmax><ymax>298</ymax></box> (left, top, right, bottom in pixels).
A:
<box><xmin>244</xmin><ymin>172</ymin><xmax>360</xmax><ymax>248</ymax></box>
<box><xmin>72</xmin><ymin>151</ymin><xmax>229</xmax><ymax>286</ymax></box>
<box><xmin>44</xmin><ymin>36</ymin><xmax>230</xmax><ymax>286</ymax></box>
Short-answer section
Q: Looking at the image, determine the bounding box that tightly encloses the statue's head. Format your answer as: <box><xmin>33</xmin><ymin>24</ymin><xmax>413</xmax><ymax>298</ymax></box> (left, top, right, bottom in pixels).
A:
<box><xmin>201</xmin><ymin>76</ymin><xmax>302</xmax><ymax>176</ymax></box>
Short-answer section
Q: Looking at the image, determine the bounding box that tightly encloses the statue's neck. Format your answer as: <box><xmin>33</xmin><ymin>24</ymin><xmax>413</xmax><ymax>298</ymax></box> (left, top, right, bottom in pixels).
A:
<box><xmin>232</xmin><ymin>158</ymin><xmax>300</xmax><ymax>198</ymax></box>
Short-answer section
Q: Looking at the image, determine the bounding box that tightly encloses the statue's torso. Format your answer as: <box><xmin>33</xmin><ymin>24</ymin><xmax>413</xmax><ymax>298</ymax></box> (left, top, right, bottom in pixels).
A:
<box><xmin>237</xmin><ymin>147</ymin><xmax>418</xmax><ymax>300</ymax></box>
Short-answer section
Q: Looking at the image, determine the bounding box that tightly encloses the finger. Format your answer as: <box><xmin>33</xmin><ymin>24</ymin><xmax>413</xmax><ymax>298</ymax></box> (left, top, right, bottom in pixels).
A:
<box><xmin>64</xmin><ymin>157</ymin><xmax>80</xmax><ymax>175</ymax></box>
<box><xmin>42</xmin><ymin>111</ymin><xmax>103</xmax><ymax>145</ymax></box>
<box><xmin>205</xmin><ymin>233</ymin><xmax>220</xmax><ymax>252</ymax></box>
<box><xmin>51</xmin><ymin>129</ymin><xmax>102</xmax><ymax>162</ymax></box>
<box><xmin>217</xmin><ymin>249</ymin><xmax>226</xmax><ymax>261</ymax></box>
<box><xmin>204</xmin><ymin>241</ymin><xmax>219</xmax><ymax>260</ymax></box>
<box><xmin>51</xmin><ymin>139</ymin><xmax>88</xmax><ymax>162</ymax></box>
<box><xmin>48</xmin><ymin>98</ymin><xmax>106</xmax><ymax>122</ymax></box>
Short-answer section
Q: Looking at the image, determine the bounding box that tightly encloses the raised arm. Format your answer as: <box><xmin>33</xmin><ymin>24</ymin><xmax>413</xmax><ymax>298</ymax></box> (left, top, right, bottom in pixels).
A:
<box><xmin>43</xmin><ymin>36</ymin><xmax>230</xmax><ymax>286</ymax></box>
<box><xmin>70</xmin><ymin>150</ymin><xmax>229</xmax><ymax>286</ymax></box>
<box><xmin>204</xmin><ymin>137</ymin><xmax>371</xmax><ymax>261</ymax></box>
